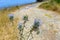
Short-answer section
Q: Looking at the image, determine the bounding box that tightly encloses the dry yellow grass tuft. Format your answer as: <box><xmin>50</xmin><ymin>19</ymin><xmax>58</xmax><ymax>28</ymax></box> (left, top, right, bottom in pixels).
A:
<box><xmin>0</xmin><ymin>6</ymin><xmax>19</xmax><ymax>40</ymax></box>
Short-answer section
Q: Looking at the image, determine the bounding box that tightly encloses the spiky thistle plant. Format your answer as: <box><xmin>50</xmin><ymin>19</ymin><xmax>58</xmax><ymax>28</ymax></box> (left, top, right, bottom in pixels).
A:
<box><xmin>23</xmin><ymin>15</ymin><xmax>28</xmax><ymax>23</ymax></box>
<box><xmin>18</xmin><ymin>15</ymin><xmax>29</xmax><ymax>40</ymax></box>
<box><xmin>32</xmin><ymin>19</ymin><xmax>41</xmax><ymax>31</ymax></box>
<box><xmin>8</xmin><ymin>14</ymin><xmax>14</xmax><ymax>25</ymax></box>
<box><xmin>18</xmin><ymin>15</ymin><xmax>42</xmax><ymax>40</ymax></box>
<box><xmin>27</xmin><ymin>18</ymin><xmax>42</xmax><ymax>40</ymax></box>
<box><xmin>8</xmin><ymin>14</ymin><xmax>14</xmax><ymax>22</ymax></box>
<box><xmin>18</xmin><ymin>23</ymin><xmax>25</xmax><ymax>40</ymax></box>
<box><xmin>18</xmin><ymin>23</ymin><xmax>23</xmax><ymax>31</ymax></box>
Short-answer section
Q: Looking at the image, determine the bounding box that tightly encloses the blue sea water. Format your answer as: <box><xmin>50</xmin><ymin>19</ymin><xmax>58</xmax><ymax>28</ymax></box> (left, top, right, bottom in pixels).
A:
<box><xmin>0</xmin><ymin>0</ymin><xmax>36</xmax><ymax>9</ymax></box>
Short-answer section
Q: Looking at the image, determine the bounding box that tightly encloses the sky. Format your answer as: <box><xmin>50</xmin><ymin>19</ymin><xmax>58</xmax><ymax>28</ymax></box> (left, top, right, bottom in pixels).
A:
<box><xmin>0</xmin><ymin>0</ymin><xmax>36</xmax><ymax>9</ymax></box>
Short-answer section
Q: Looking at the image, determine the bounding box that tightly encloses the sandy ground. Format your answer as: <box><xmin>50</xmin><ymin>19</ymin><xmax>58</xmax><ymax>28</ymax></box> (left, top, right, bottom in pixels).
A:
<box><xmin>0</xmin><ymin>2</ymin><xmax>60</xmax><ymax>40</ymax></box>
<box><xmin>11</xmin><ymin>2</ymin><xmax>60</xmax><ymax>40</ymax></box>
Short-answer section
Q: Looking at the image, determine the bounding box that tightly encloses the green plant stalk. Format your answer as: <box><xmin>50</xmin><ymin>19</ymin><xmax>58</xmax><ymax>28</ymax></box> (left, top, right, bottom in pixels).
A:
<box><xmin>19</xmin><ymin>21</ymin><xmax>27</xmax><ymax>40</ymax></box>
<box><xmin>27</xmin><ymin>28</ymin><xmax>34</xmax><ymax>40</ymax></box>
<box><xmin>27</xmin><ymin>31</ymin><xmax>33</xmax><ymax>40</ymax></box>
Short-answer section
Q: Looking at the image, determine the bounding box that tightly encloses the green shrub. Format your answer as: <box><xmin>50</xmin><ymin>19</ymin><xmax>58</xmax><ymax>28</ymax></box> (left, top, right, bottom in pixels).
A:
<box><xmin>54</xmin><ymin>0</ymin><xmax>60</xmax><ymax>3</ymax></box>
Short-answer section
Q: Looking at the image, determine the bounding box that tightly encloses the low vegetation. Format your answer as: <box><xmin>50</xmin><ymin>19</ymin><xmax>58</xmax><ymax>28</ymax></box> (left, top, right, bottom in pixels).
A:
<box><xmin>0</xmin><ymin>6</ymin><xmax>19</xmax><ymax>40</ymax></box>
<box><xmin>39</xmin><ymin>0</ymin><xmax>60</xmax><ymax>13</ymax></box>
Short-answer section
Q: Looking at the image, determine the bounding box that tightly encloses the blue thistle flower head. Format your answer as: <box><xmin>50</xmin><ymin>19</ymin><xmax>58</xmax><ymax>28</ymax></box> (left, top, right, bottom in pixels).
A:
<box><xmin>8</xmin><ymin>14</ymin><xmax>14</xmax><ymax>21</ymax></box>
<box><xmin>18</xmin><ymin>23</ymin><xmax>23</xmax><ymax>31</ymax></box>
<box><xmin>8</xmin><ymin>14</ymin><xmax>14</xmax><ymax>17</ymax></box>
<box><xmin>23</xmin><ymin>15</ymin><xmax>28</xmax><ymax>21</ymax></box>
<box><xmin>33</xmin><ymin>18</ymin><xmax>42</xmax><ymax>28</ymax></box>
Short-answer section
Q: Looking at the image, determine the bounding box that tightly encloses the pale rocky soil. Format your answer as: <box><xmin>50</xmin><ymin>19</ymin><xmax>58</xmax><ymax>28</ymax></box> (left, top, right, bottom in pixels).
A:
<box><xmin>12</xmin><ymin>3</ymin><xmax>60</xmax><ymax>40</ymax></box>
<box><xmin>0</xmin><ymin>2</ymin><xmax>60</xmax><ymax>40</ymax></box>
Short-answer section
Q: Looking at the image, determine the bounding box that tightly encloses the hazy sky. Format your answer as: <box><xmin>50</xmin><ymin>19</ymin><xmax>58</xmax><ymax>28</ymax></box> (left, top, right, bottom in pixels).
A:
<box><xmin>0</xmin><ymin>0</ymin><xmax>36</xmax><ymax>9</ymax></box>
